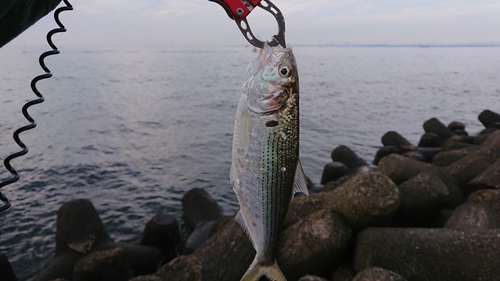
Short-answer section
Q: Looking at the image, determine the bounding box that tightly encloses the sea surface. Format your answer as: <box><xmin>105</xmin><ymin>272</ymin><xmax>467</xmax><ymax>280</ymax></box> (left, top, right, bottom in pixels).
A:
<box><xmin>0</xmin><ymin>44</ymin><xmax>499</xmax><ymax>280</ymax></box>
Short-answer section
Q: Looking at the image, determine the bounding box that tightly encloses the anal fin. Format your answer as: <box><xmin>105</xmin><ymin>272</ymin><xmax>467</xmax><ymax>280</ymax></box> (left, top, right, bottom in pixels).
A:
<box><xmin>293</xmin><ymin>159</ymin><xmax>309</xmax><ymax>197</ymax></box>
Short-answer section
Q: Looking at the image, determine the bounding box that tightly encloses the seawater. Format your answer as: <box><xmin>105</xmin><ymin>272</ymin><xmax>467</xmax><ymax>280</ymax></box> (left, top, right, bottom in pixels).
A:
<box><xmin>0</xmin><ymin>45</ymin><xmax>499</xmax><ymax>280</ymax></box>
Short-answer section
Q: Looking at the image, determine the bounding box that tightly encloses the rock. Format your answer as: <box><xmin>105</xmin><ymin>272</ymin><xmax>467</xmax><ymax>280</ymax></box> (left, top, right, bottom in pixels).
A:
<box><xmin>373</xmin><ymin>146</ymin><xmax>401</xmax><ymax>165</ymax></box>
<box><xmin>418</xmin><ymin>133</ymin><xmax>441</xmax><ymax>148</ymax></box>
<box><xmin>467</xmin><ymin>189</ymin><xmax>500</xmax><ymax>213</ymax></box>
<box><xmin>55</xmin><ymin>199</ymin><xmax>113</xmax><ymax>256</ymax></box>
<box><xmin>140</xmin><ymin>213</ymin><xmax>180</xmax><ymax>258</ymax></box>
<box><xmin>180</xmin><ymin>220</ymin><xmax>217</xmax><ymax>255</ymax></box>
<box><xmin>277</xmin><ymin>210</ymin><xmax>353</xmax><ymax>280</ymax></box>
<box><xmin>466</xmin><ymin>159</ymin><xmax>500</xmax><ymax>194</ymax></box>
<box><xmin>322</xmin><ymin>180</ymin><xmax>341</xmax><ymax>192</ymax></box>
<box><xmin>432</xmin><ymin>146</ymin><xmax>477</xmax><ymax>167</ymax></box>
<box><xmin>298</xmin><ymin>275</ymin><xmax>329</xmax><ymax>281</ymax></box>
<box><xmin>353</xmin><ymin>267</ymin><xmax>407</xmax><ymax>281</ymax></box>
<box><xmin>443</xmin><ymin>202</ymin><xmax>500</xmax><ymax>230</ymax></box>
<box><xmin>331</xmin><ymin>263</ymin><xmax>357</xmax><ymax>281</ymax></box>
<box><xmin>415</xmin><ymin>147</ymin><xmax>441</xmax><ymax>163</ymax></box>
<box><xmin>474</xmin><ymin>133</ymin><xmax>490</xmax><ymax>145</ymax></box>
<box><xmin>286</xmin><ymin>171</ymin><xmax>400</xmax><ymax>231</ymax></box>
<box><xmin>442</xmin><ymin>136</ymin><xmax>474</xmax><ymax>151</ymax></box>
<box><xmin>480</xmin><ymin>130</ymin><xmax>500</xmax><ymax>151</ymax></box>
<box><xmin>320</xmin><ymin>161</ymin><xmax>347</xmax><ymax>184</ymax></box>
<box><xmin>181</xmin><ymin>188</ymin><xmax>223</xmax><ymax>228</ymax></box>
<box><xmin>489</xmin><ymin>122</ymin><xmax>500</xmax><ymax>129</ymax></box>
<box><xmin>377</xmin><ymin>154</ymin><xmax>463</xmax><ymax>208</ymax></box>
<box><xmin>331</xmin><ymin>145</ymin><xmax>370</xmax><ymax>175</ymax></box>
<box><xmin>423</xmin><ymin>118</ymin><xmax>455</xmax><ymax>144</ymax></box>
<box><xmin>114</xmin><ymin>243</ymin><xmax>164</xmax><ymax>276</ymax></box>
<box><xmin>478</xmin><ymin>109</ymin><xmax>500</xmax><ymax>128</ymax></box>
<box><xmin>401</xmin><ymin>150</ymin><xmax>425</xmax><ymax>162</ymax></box>
<box><xmin>381</xmin><ymin>131</ymin><xmax>416</xmax><ymax>151</ymax></box>
<box><xmin>34</xmin><ymin>254</ymin><xmax>85</xmax><ymax>281</ymax></box>
<box><xmin>392</xmin><ymin>173</ymin><xmax>449</xmax><ymax>227</ymax></box>
<box><xmin>129</xmin><ymin>255</ymin><xmax>202</xmax><ymax>281</ymax></box>
<box><xmin>73</xmin><ymin>247</ymin><xmax>133</xmax><ymax>281</ymax></box>
<box><xmin>444</xmin><ymin>146</ymin><xmax>498</xmax><ymax>191</ymax></box>
<box><xmin>354</xmin><ymin>228</ymin><xmax>500</xmax><ymax>281</ymax></box>
<box><xmin>453</xmin><ymin>130</ymin><xmax>469</xmax><ymax>136</ymax></box>
<box><xmin>448</xmin><ymin>121</ymin><xmax>465</xmax><ymax>131</ymax></box>
<box><xmin>0</xmin><ymin>253</ymin><xmax>18</xmax><ymax>281</ymax></box>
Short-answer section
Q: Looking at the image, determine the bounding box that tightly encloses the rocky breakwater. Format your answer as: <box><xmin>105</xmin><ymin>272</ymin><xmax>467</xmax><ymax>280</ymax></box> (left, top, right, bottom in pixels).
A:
<box><xmin>11</xmin><ymin>109</ymin><xmax>497</xmax><ymax>281</ymax></box>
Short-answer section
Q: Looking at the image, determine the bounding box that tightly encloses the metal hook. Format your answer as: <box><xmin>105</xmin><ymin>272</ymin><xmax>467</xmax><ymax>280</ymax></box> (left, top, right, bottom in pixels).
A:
<box><xmin>209</xmin><ymin>0</ymin><xmax>287</xmax><ymax>48</ymax></box>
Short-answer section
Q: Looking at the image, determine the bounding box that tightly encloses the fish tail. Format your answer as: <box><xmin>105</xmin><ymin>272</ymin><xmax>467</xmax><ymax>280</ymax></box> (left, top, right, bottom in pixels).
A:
<box><xmin>241</xmin><ymin>258</ymin><xmax>287</xmax><ymax>281</ymax></box>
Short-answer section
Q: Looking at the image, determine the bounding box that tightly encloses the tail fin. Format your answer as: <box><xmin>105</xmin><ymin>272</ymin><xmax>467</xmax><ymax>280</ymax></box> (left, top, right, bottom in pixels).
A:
<box><xmin>240</xmin><ymin>258</ymin><xmax>287</xmax><ymax>281</ymax></box>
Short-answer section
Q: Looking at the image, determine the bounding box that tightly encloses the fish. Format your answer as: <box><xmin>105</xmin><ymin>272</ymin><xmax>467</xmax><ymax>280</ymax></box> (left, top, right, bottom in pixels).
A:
<box><xmin>231</xmin><ymin>43</ymin><xmax>309</xmax><ymax>281</ymax></box>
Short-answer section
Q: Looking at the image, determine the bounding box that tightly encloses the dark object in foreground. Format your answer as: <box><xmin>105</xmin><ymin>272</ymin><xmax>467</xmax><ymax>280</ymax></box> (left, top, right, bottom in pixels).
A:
<box><xmin>0</xmin><ymin>253</ymin><xmax>18</xmax><ymax>281</ymax></box>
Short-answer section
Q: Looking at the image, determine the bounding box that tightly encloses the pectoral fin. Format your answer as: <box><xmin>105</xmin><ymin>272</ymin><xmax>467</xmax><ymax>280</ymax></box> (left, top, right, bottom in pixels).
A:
<box><xmin>293</xmin><ymin>159</ymin><xmax>309</xmax><ymax>197</ymax></box>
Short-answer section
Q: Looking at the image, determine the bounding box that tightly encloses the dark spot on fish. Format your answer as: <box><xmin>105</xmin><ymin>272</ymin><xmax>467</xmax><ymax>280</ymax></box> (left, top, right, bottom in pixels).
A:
<box><xmin>265</xmin><ymin>120</ymin><xmax>279</xmax><ymax>127</ymax></box>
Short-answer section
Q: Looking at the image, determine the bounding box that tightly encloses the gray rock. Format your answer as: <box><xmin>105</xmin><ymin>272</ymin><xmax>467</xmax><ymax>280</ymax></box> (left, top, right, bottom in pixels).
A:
<box><xmin>381</xmin><ymin>131</ymin><xmax>416</xmax><ymax>151</ymax></box>
<box><xmin>466</xmin><ymin>159</ymin><xmax>500</xmax><ymax>194</ymax></box>
<box><xmin>392</xmin><ymin>173</ymin><xmax>449</xmax><ymax>227</ymax></box>
<box><xmin>444</xmin><ymin>146</ymin><xmax>498</xmax><ymax>191</ymax></box>
<box><xmin>354</xmin><ymin>228</ymin><xmax>500</xmax><ymax>281</ymax></box>
<box><xmin>277</xmin><ymin>210</ymin><xmax>353</xmax><ymax>280</ymax></box>
<box><xmin>129</xmin><ymin>255</ymin><xmax>202</xmax><ymax>281</ymax></box>
<box><xmin>180</xmin><ymin>220</ymin><xmax>217</xmax><ymax>255</ymax></box>
<box><xmin>353</xmin><ymin>267</ymin><xmax>407</xmax><ymax>281</ymax></box>
<box><xmin>0</xmin><ymin>253</ymin><xmax>18</xmax><ymax>281</ymax></box>
<box><xmin>286</xmin><ymin>171</ymin><xmax>400</xmax><ymax>231</ymax></box>
<box><xmin>322</xmin><ymin>180</ymin><xmax>341</xmax><ymax>193</ymax></box>
<box><xmin>442</xmin><ymin>136</ymin><xmax>475</xmax><ymax>151</ymax></box>
<box><xmin>373</xmin><ymin>146</ymin><xmax>402</xmax><ymax>165</ymax></box>
<box><xmin>401</xmin><ymin>150</ymin><xmax>426</xmax><ymax>162</ymax></box>
<box><xmin>448</xmin><ymin>121</ymin><xmax>465</xmax><ymax>131</ymax></box>
<box><xmin>418</xmin><ymin>133</ymin><xmax>441</xmax><ymax>148</ymax></box>
<box><xmin>478</xmin><ymin>109</ymin><xmax>500</xmax><ymax>128</ymax></box>
<box><xmin>432</xmin><ymin>146</ymin><xmax>477</xmax><ymax>167</ymax></box>
<box><xmin>181</xmin><ymin>188</ymin><xmax>223</xmax><ymax>228</ymax></box>
<box><xmin>443</xmin><ymin>202</ymin><xmax>500</xmax><ymax>230</ymax></box>
<box><xmin>480</xmin><ymin>130</ymin><xmax>500</xmax><ymax>151</ymax></box>
<box><xmin>140</xmin><ymin>213</ymin><xmax>180</xmax><ymax>256</ymax></box>
<box><xmin>415</xmin><ymin>147</ymin><xmax>442</xmax><ymax>163</ymax></box>
<box><xmin>298</xmin><ymin>275</ymin><xmax>329</xmax><ymax>281</ymax></box>
<box><xmin>34</xmin><ymin>254</ymin><xmax>84</xmax><ymax>281</ymax></box>
<box><xmin>467</xmin><ymin>189</ymin><xmax>500</xmax><ymax>213</ymax></box>
<box><xmin>330</xmin><ymin>262</ymin><xmax>357</xmax><ymax>281</ymax></box>
<box><xmin>377</xmin><ymin>154</ymin><xmax>463</xmax><ymax>208</ymax></box>
<box><xmin>320</xmin><ymin>161</ymin><xmax>347</xmax><ymax>184</ymax></box>
<box><xmin>331</xmin><ymin>145</ymin><xmax>369</xmax><ymax>175</ymax></box>
<box><xmin>423</xmin><ymin>117</ymin><xmax>455</xmax><ymax>144</ymax></box>
<box><xmin>453</xmin><ymin>129</ymin><xmax>469</xmax><ymax>136</ymax></box>
<box><xmin>73</xmin><ymin>247</ymin><xmax>133</xmax><ymax>281</ymax></box>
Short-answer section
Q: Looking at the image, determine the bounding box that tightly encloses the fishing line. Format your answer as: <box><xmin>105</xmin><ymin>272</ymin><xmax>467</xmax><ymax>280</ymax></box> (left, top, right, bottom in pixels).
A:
<box><xmin>0</xmin><ymin>0</ymin><xmax>73</xmax><ymax>213</ymax></box>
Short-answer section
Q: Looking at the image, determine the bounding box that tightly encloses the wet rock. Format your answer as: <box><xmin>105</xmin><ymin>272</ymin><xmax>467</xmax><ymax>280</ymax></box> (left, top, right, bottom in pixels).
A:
<box><xmin>0</xmin><ymin>253</ymin><xmax>18</xmax><ymax>281</ymax></box>
<box><xmin>465</xmin><ymin>159</ymin><xmax>500</xmax><ymax>194</ymax></box>
<box><xmin>442</xmin><ymin>136</ymin><xmax>474</xmax><ymax>151</ymax></box>
<box><xmin>331</xmin><ymin>145</ymin><xmax>370</xmax><ymax>175</ymax></box>
<box><xmin>467</xmin><ymin>189</ymin><xmax>500</xmax><ymax>213</ymax></box>
<box><xmin>353</xmin><ymin>267</ymin><xmax>407</xmax><ymax>281</ymax></box>
<box><xmin>489</xmin><ymin>122</ymin><xmax>500</xmax><ymax>129</ymax></box>
<box><xmin>444</xmin><ymin>146</ymin><xmax>498</xmax><ymax>191</ymax></box>
<box><xmin>443</xmin><ymin>202</ymin><xmax>500</xmax><ymax>230</ymax></box>
<box><xmin>453</xmin><ymin>130</ymin><xmax>469</xmax><ymax>136</ymax></box>
<box><xmin>401</xmin><ymin>150</ymin><xmax>425</xmax><ymax>162</ymax></box>
<box><xmin>34</xmin><ymin>254</ymin><xmax>85</xmax><ymax>281</ymax></box>
<box><xmin>331</xmin><ymin>262</ymin><xmax>357</xmax><ymax>281</ymax></box>
<box><xmin>373</xmin><ymin>146</ymin><xmax>401</xmax><ymax>165</ymax></box>
<box><xmin>130</xmin><ymin>255</ymin><xmax>202</xmax><ymax>281</ymax></box>
<box><xmin>432</xmin><ymin>146</ymin><xmax>476</xmax><ymax>166</ymax></box>
<box><xmin>415</xmin><ymin>147</ymin><xmax>441</xmax><ymax>163</ymax></box>
<box><xmin>354</xmin><ymin>228</ymin><xmax>500</xmax><ymax>281</ymax></box>
<box><xmin>322</xmin><ymin>180</ymin><xmax>341</xmax><ymax>192</ymax></box>
<box><xmin>423</xmin><ymin>117</ymin><xmax>455</xmax><ymax>144</ymax></box>
<box><xmin>320</xmin><ymin>161</ymin><xmax>347</xmax><ymax>184</ymax></box>
<box><xmin>73</xmin><ymin>247</ymin><xmax>133</xmax><ymax>281</ymax></box>
<box><xmin>418</xmin><ymin>133</ymin><xmax>441</xmax><ymax>148</ymax></box>
<box><xmin>55</xmin><ymin>199</ymin><xmax>112</xmax><ymax>256</ymax></box>
<box><xmin>480</xmin><ymin>130</ymin><xmax>500</xmax><ymax>150</ymax></box>
<box><xmin>298</xmin><ymin>275</ymin><xmax>329</xmax><ymax>281</ymax></box>
<box><xmin>114</xmin><ymin>243</ymin><xmax>164</xmax><ymax>276</ymax></box>
<box><xmin>392</xmin><ymin>173</ymin><xmax>449</xmax><ymax>227</ymax></box>
<box><xmin>381</xmin><ymin>131</ymin><xmax>416</xmax><ymax>151</ymax></box>
<box><xmin>140</xmin><ymin>213</ymin><xmax>180</xmax><ymax>258</ymax></box>
<box><xmin>286</xmin><ymin>171</ymin><xmax>400</xmax><ymax>231</ymax></box>
<box><xmin>448</xmin><ymin>121</ymin><xmax>465</xmax><ymax>131</ymax></box>
<box><xmin>181</xmin><ymin>188</ymin><xmax>223</xmax><ymax>228</ymax></box>
<box><xmin>474</xmin><ymin>133</ymin><xmax>490</xmax><ymax>145</ymax></box>
<box><xmin>478</xmin><ymin>109</ymin><xmax>500</xmax><ymax>128</ymax></box>
<box><xmin>277</xmin><ymin>210</ymin><xmax>353</xmax><ymax>280</ymax></box>
<box><xmin>180</xmin><ymin>220</ymin><xmax>217</xmax><ymax>255</ymax></box>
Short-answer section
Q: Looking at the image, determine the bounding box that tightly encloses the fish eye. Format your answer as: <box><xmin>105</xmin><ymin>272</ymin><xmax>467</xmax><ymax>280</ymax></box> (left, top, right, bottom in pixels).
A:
<box><xmin>279</xmin><ymin>66</ymin><xmax>290</xmax><ymax>77</ymax></box>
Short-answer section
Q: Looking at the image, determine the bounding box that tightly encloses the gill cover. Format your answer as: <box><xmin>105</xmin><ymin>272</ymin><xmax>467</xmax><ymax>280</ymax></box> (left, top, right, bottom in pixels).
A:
<box><xmin>243</xmin><ymin>43</ymin><xmax>297</xmax><ymax>114</ymax></box>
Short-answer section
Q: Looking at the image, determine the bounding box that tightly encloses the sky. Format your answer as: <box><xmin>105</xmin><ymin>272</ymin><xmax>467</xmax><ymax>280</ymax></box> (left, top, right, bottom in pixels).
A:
<box><xmin>7</xmin><ymin>0</ymin><xmax>500</xmax><ymax>46</ymax></box>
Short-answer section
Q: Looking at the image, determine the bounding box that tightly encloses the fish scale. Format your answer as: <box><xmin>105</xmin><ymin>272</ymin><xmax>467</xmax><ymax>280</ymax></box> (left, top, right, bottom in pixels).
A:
<box><xmin>231</xmin><ymin>43</ymin><xmax>308</xmax><ymax>281</ymax></box>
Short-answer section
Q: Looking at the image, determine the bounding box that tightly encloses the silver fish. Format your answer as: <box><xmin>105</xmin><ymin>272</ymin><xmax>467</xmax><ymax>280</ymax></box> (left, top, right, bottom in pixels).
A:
<box><xmin>231</xmin><ymin>43</ymin><xmax>308</xmax><ymax>281</ymax></box>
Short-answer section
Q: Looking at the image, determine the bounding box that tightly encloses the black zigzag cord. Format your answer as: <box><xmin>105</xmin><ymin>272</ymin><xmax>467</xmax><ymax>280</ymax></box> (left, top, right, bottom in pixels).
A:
<box><xmin>0</xmin><ymin>0</ymin><xmax>73</xmax><ymax>213</ymax></box>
